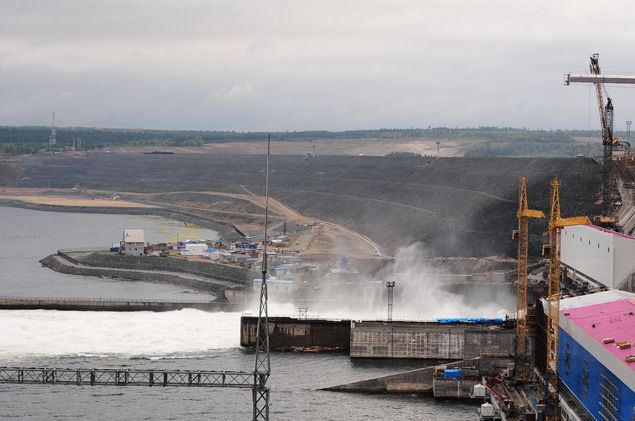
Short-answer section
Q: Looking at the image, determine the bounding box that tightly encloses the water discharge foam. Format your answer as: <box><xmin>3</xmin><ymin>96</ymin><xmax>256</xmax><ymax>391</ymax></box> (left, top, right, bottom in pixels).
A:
<box><xmin>0</xmin><ymin>309</ymin><xmax>241</xmax><ymax>362</ymax></box>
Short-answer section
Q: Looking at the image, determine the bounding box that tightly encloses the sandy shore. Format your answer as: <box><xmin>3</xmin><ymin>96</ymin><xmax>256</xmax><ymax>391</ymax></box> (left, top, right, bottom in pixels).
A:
<box><xmin>1</xmin><ymin>193</ymin><xmax>157</xmax><ymax>208</ymax></box>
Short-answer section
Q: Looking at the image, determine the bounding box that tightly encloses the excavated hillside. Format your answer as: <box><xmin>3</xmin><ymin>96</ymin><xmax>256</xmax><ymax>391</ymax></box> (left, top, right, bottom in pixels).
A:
<box><xmin>10</xmin><ymin>153</ymin><xmax>603</xmax><ymax>257</ymax></box>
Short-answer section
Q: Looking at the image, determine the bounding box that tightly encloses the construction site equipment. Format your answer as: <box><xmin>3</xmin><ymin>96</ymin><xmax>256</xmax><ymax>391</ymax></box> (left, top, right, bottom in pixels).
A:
<box><xmin>544</xmin><ymin>177</ymin><xmax>591</xmax><ymax>421</ymax></box>
<box><xmin>565</xmin><ymin>54</ymin><xmax>635</xmax><ymax>218</ymax></box>
<box><xmin>514</xmin><ymin>175</ymin><xmax>544</xmax><ymax>383</ymax></box>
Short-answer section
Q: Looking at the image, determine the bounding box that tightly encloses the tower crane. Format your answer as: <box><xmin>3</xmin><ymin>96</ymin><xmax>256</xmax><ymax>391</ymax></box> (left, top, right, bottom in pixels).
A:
<box><xmin>513</xmin><ymin>175</ymin><xmax>544</xmax><ymax>383</ymax></box>
<box><xmin>565</xmin><ymin>53</ymin><xmax>635</xmax><ymax>219</ymax></box>
<box><xmin>544</xmin><ymin>177</ymin><xmax>591</xmax><ymax>421</ymax></box>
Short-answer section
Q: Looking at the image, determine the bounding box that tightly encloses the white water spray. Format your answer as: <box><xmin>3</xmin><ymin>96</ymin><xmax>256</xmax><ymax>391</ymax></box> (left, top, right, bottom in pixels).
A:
<box><xmin>0</xmin><ymin>309</ymin><xmax>241</xmax><ymax>362</ymax></box>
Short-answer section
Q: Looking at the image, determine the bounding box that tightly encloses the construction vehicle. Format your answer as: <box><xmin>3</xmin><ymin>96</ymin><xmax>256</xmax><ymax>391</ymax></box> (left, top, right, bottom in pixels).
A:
<box><xmin>543</xmin><ymin>177</ymin><xmax>591</xmax><ymax>421</ymax></box>
<box><xmin>512</xmin><ymin>175</ymin><xmax>544</xmax><ymax>383</ymax></box>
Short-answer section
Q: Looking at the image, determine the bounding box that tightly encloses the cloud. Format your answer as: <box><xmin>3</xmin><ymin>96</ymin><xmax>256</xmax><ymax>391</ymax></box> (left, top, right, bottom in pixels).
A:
<box><xmin>1</xmin><ymin>1</ymin><xmax>635</xmax><ymax>130</ymax></box>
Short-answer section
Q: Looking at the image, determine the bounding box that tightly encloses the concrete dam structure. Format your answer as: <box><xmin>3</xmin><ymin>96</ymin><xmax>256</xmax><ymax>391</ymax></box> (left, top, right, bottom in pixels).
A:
<box><xmin>240</xmin><ymin>317</ymin><xmax>515</xmax><ymax>359</ymax></box>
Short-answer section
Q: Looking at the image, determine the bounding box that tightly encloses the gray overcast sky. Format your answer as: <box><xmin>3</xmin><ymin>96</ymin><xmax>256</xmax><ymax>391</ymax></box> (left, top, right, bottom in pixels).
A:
<box><xmin>2</xmin><ymin>0</ymin><xmax>635</xmax><ymax>132</ymax></box>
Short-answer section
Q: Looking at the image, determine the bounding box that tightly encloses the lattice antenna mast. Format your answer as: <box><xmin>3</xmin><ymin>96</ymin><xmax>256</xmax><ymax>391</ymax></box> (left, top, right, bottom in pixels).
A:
<box><xmin>514</xmin><ymin>175</ymin><xmax>544</xmax><ymax>383</ymax></box>
<box><xmin>253</xmin><ymin>134</ymin><xmax>271</xmax><ymax>421</ymax></box>
<box><xmin>49</xmin><ymin>112</ymin><xmax>57</xmax><ymax>145</ymax></box>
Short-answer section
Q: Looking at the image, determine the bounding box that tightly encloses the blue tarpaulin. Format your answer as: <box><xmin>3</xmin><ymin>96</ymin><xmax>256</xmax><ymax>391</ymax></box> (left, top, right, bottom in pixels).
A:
<box><xmin>443</xmin><ymin>369</ymin><xmax>462</xmax><ymax>379</ymax></box>
<box><xmin>436</xmin><ymin>318</ymin><xmax>503</xmax><ymax>324</ymax></box>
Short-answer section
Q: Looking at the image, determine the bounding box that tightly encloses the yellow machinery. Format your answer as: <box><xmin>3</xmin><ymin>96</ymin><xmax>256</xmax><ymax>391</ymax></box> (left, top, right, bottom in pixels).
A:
<box><xmin>513</xmin><ymin>175</ymin><xmax>544</xmax><ymax>383</ymax></box>
<box><xmin>544</xmin><ymin>177</ymin><xmax>591</xmax><ymax>421</ymax></box>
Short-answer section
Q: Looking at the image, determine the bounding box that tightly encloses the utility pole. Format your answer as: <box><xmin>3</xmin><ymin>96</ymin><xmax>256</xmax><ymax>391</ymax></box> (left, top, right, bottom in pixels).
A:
<box><xmin>386</xmin><ymin>281</ymin><xmax>395</xmax><ymax>321</ymax></box>
<box><xmin>436</xmin><ymin>141</ymin><xmax>440</xmax><ymax>158</ymax></box>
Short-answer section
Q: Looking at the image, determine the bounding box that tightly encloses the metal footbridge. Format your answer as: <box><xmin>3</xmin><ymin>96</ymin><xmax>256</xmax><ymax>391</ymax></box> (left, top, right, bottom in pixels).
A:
<box><xmin>0</xmin><ymin>367</ymin><xmax>257</xmax><ymax>388</ymax></box>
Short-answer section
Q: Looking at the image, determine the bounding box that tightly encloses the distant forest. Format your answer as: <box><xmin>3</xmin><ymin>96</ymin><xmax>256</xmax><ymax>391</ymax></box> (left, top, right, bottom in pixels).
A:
<box><xmin>0</xmin><ymin>125</ymin><xmax>604</xmax><ymax>157</ymax></box>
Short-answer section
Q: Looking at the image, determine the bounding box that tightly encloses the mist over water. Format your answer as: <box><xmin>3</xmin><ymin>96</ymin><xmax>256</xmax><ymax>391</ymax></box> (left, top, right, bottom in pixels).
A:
<box><xmin>381</xmin><ymin>244</ymin><xmax>515</xmax><ymax>320</ymax></box>
<box><xmin>252</xmin><ymin>243</ymin><xmax>515</xmax><ymax>321</ymax></box>
<box><xmin>0</xmin><ymin>310</ymin><xmax>240</xmax><ymax>362</ymax></box>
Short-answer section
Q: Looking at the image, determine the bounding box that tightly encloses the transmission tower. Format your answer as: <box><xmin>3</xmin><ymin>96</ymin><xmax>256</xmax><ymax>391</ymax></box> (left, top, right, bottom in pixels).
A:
<box><xmin>386</xmin><ymin>281</ymin><xmax>395</xmax><ymax>321</ymax></box>
<box><xmin>253</xmin><ymin>135</ymin><xmax>271</xmax><ymax>420</ymax></box>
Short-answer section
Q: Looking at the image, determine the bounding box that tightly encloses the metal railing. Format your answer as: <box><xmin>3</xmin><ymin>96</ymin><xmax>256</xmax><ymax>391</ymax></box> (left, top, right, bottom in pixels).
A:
<box><xmin>58</xmin><ymin>246</ymin><xmax>112</xmax><ymax>253</ymax></box>
<box><xmin>0</xmin><ymin>296</ymin><xmax>215</xmax><ymax>305</ymax></box>
<box><xmin>0</xmin><ymin>367</ymin><xmax>256</xmax><ymax>388</ymax></box>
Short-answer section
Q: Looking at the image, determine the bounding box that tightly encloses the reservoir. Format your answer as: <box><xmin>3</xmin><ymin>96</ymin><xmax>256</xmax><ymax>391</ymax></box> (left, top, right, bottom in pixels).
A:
<box><xmin>0</xmin><ymin>206</ymin><xmax>479</xmax><ymax>420</ymax></box>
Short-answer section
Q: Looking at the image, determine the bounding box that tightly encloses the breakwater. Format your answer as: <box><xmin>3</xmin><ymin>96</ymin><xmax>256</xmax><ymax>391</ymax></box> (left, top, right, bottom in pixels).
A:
<box><xmin>40</xmin><ymin>252</ymin><xmax>257</xmax><ymax>296</ymax></box>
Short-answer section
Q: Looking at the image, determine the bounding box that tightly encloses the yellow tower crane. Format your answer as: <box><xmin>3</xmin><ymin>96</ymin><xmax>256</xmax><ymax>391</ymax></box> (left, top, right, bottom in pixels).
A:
<box><xmin>544</xmin><ymin>177</ymin><xmax>591</xmax><ymax>421</ymax></box>
<box><xmin>513</xmin><ymin>175</ymin><xmax>544</xmax><ymax>383</ymax></box>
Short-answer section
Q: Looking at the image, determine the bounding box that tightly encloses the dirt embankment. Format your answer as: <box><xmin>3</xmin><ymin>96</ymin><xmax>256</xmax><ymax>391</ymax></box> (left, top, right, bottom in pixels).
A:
<box><xmin>11</xmin><ymin>153</ymin><xmax>603</xmax><ymax>258</ymax></box>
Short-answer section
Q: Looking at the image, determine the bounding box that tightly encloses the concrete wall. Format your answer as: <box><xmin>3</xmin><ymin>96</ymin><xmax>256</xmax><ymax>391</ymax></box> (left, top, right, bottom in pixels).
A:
<box><xmin>240</xmin><ymin>316</ymin><xmax>351</xmax><ymax>350</ymax></box>
<box><xmin>350</xmin><ymin>321</ymin><xmax>515</xmax><ymax>359</ymax></box>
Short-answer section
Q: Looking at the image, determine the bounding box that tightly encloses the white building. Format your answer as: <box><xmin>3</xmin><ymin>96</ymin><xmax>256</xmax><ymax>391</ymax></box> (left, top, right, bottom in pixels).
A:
<box><xmin>179</xmin><ymin>243</ymin><xmax>207</xmax><ymax>256</ymax></box>
<box><xmin>561</xmin><ymin>225</ymin><xmax>635</xmax><ymax>290</ymax></box>
<box><xmin>252</xmin><ymin>278</ymin><xmax>298</xmax><ymax>295</ymax></box>
<box><xmin>203</xmin><ymin>248</ymin><xmax>222</xmax><ymax>260</ymax></box>
<box><xmin>120</xmin><ymin>228</ymin><xmax>145</xmax><ymax>256</ymax></box>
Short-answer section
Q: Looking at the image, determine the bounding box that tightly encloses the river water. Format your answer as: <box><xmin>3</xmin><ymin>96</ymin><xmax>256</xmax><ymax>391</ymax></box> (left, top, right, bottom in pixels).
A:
<box><xmin>0</xmin><ymin>207</ymin><xmax>479</xmax><ymax>420</ymax></box>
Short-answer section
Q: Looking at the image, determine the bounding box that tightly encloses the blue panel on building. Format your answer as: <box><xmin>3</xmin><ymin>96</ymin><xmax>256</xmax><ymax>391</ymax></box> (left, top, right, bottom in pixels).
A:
<box><xmin>559</xmin><ymin>329</ymin><xmax>635</xmax><ymax>420</ymax></box>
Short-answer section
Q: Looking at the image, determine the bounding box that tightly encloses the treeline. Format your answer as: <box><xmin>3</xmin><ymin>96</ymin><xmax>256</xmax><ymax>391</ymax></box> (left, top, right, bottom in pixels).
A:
<box><xmin>0</xmin><ymin>125</ymin><xmax>602</xmax><ymax>155</ymax></box>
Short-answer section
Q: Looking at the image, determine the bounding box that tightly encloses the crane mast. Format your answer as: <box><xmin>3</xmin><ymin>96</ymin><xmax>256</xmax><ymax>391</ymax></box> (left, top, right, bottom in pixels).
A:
<box><xmin>565</xmin><ymin>53</ymin><xmax>635</xmax><ymax>218</ymax></box>
<box><xmin>514</xmin><ymin>175</ymin><xmax>544</xmax><ymax>383</ymax></box>
<box><xmin>589</xmin><ymin>54</ymin><xmax>615</xmax><ymax>215</ymax></box>
<box><xmin>589</xmin><ymin>54</ymin><xmax>613</xmax><ymax>147</ymax></box>
<box><xmin>544</xmin><ymin>178</ymin><xmax>591</xmax><ymax>421</ymax></box>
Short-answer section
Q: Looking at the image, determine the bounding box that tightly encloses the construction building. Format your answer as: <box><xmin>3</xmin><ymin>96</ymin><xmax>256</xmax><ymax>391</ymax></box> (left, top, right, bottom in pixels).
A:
<box><xmin>561</xmin><ymin>225</ymin><xmax>635</xmax><ymax>292</ymax></box>
<box><xmin>557</xmin><ymin>290</ymin><xmax>635</xmax><ymax>420</ymax></box>
<box><xmin>120</xmin><ymin>228</ymin><xmax>145</xmax><ymax>256</ymax></box>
